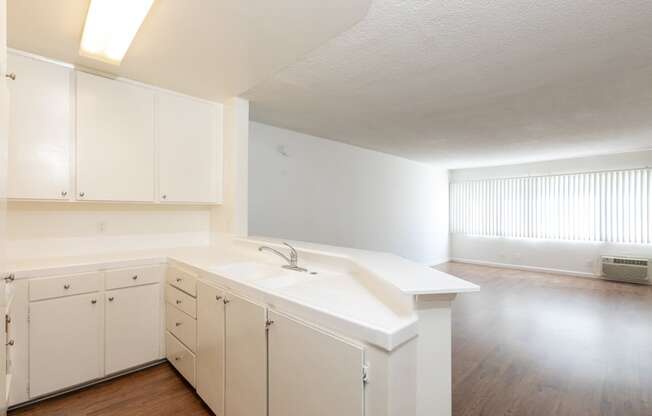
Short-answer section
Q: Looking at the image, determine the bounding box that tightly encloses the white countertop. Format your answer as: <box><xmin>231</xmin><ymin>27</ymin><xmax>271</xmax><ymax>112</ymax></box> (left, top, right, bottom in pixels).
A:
<box><xmin>6</xmin><ymin>236</ymin><xmax>478</xmax><ymax>351</ymax></box>
<box><xmin>241</xmin><ymin>237</ymin><xmax>480</xmax><ymax>295</ymax></box>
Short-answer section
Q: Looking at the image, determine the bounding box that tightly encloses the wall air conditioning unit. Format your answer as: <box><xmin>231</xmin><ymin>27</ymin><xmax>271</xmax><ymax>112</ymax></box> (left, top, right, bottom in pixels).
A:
<box><xmin>601</xmin><ymin>256</ymin><xmax>650</xmax><ymax>285</ymax></box>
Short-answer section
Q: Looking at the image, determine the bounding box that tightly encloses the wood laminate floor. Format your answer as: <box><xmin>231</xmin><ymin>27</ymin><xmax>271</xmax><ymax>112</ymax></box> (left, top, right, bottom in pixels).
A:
<box><xmin>10</xmin><ymin>263</ymin><xmax>652</xmax><ymax>416</ymax></box>
<box><xmin>438</xmin><ymin>262</ymin><xmax>652</xmax><ymax>416</ymax></box>
<box><xmin>9</xmin><ymin>363</ymin><xmax>213</xmax><ymax>416</ymax></box>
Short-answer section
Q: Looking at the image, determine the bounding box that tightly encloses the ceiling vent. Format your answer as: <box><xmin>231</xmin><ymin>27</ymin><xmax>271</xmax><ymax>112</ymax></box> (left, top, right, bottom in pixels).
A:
<box><xmin>601</xmin><ymin>256</ymin><xmax>649</xmax><ymax>284</ymax></box>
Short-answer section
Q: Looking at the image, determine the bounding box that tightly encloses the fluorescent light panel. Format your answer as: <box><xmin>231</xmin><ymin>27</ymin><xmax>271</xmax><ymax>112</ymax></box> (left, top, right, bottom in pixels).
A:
<box><xmin>80</xmin><ymin>0</ymin><xmax>155</xmax><ymax>65</ymax></box>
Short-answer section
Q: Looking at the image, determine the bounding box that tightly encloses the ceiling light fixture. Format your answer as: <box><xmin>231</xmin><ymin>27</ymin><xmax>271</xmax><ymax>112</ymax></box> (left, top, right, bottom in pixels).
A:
<box><xmin>80</xmin><ymin>0</ymin><xmax>155</xmax><ymax>65</ymax></box>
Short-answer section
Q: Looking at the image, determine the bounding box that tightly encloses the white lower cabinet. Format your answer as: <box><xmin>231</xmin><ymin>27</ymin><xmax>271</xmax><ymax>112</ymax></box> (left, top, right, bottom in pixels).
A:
<box><xmin>29</xmin><ymin>293</ymin><xmax>104</xmax><ymax>398</ymax></box>
<box><xmin>268</xmin><ymin>311</ymin><xmax>365</xmax><ymax>416</ymax></box>
<box><xmin>166</xmin><ymin>332</ymin><xmax>196</xmax><ymax>387</ymax></box>
<box><xmin>196</xmin><ymin>281</ymin><xmax>225</xmax><ymax>415</ymax></box>
<box><xmin>23</xmin><ymin>267</ymin><xmax>367</xmax><ymax>413</ymax></box>
<box><xmin>27</xmin><ymin>266</ymin><xmax>164</xmax><ymax>400</ymax></box>
<box><xmin>193</xmin><ymin>284</ymin><xmax>366</xmax><ymax>416</ymax></box>
<box><xmin>224</xmin><ymin>293</ymin><xmax>268</xmax><ymax>416</ymax></box>
<box><xmin>165</xmin><ymin>303</ymin><xmax>196</xmax><ymax>352</ymax></box>
<box><xmin>105</xmin><ymin>284</ymin><xmax>160</xmax><ymax>375</ymax></box>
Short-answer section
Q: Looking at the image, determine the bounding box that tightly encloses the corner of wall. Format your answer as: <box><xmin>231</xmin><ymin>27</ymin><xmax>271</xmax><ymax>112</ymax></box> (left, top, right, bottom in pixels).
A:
<box><xmin>210</xmin><ymin>96</ymin><xmax>249</xmax><ymax>243</ymax></box>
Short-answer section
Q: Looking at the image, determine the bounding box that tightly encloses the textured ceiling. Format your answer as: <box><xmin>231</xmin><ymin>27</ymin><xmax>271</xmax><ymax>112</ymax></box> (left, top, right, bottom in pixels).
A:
<box><xmin>7</xmin><ymin>0</ymin><xmax>371</xmax><ymax>101</ymax></box>
<box><xmin>246</xmin><ymin>0</ymin><xmax>652</xmax><ymax>168</ymax></box>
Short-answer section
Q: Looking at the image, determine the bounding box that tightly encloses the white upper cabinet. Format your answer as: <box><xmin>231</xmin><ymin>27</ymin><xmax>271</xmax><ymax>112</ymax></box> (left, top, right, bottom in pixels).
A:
<box><xmin>5</xmin><ymin>50</ymin><xmax>225</xmax><ymax>204</ymax></box>
<box><xmin>7</xmin><ymin>53</ymin><xmax>72</xmax><ymax>200</ymax></box>
<box><xmin>76</xmin><ymin>71</ymin><xmax>155</xmax><ymax>202</ymax></box>
<box><xmin>156</xmin><ymin>91</ymin><xmax>222</xmax><ymax>203</ymax></box>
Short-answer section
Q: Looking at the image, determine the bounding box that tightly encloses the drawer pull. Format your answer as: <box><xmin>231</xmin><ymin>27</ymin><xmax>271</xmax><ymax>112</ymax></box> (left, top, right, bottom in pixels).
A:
<box><xmin>174</xmin><ymin>356</ymin><xmax>181</xmax><ymax>361</ymax></box>
<box><xmin>176</xmin><ymin>300</ymin><xmax>182</xmax><ymax>304</ymax></box>
<box><xmin>132</xmin><ymin>275</ymin><xmax>138</xmax><ymax>280</ymax></box>
<box><xmin>4</xmin><ymin>274</ymin><xmax>15</xmax><ymax>283</ymax></box>
<box><xmin>108</xmin><ymin>297</ymin><xmax>115</xmax><ymax>302</ymax></box>
<box><xmin>91</xmin><ymin>299</ymin><xmax>97</xmax><ymax>304</ymax></box>
<box><xmin>5</xmin><ymin>73</ymin><xmax>16</xmax><ymax>81</ymax></box>
<box><xmin>223</xmin><ymin>298</ymin><xmax>230</xmax><ymax>305</ymax></box>
<box><xmin>5</xmin><ymin>315</ymin><xmax>11</xmax><ymax>324</ymax></box>
<box><xmin>175</xmin><ymin>322</ymin><xmax>182</xmax><ymax>327</ymax></box>
<box><xmin>176</xmin><ymin>278</ymin><xmax>182</xmax><ymax>283</ymax></box>
<box><xmin>6</xmin><ymin>340</ymin><xmax>14</xmax><ymax>347</ymax></box>
<box><xmin>64</xmin><ymin>284</ymin><xmax>71</xmax><ymax>290</ymax></box>
<box><xmin>216</xmin><ymin>295</ymin><xmax>223</xmax><ymax>302</ymax></box>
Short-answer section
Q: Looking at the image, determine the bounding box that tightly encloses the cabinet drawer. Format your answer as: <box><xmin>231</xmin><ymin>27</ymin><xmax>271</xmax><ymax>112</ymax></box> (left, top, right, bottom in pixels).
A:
<box><xmin>105</xmin><ymin>265</ymin><xmax>163</xmax><ymax>290</ymax></box>
<box><xmin>165</xmin><ymin>284</ymin><xmax>196</xmax><ymax>318</ymax></box>
<box><xmin>166</xmin><ymin>305</ymin><xmax>196</xmax><ymax>352</ymax></box>
<box><xmin>166</xmin><ymin>266</ymin><xmax>197</xmax><ymax>297</ymax></box>
<box><xmin>166</xmin><ymin>331</ymin><xmax>195</xmax><ymax>387</ymax></box>
<box><xmin>30</xmin><ymin>272</ymin><xmax>103</xmax><ymax>301</ymax></box>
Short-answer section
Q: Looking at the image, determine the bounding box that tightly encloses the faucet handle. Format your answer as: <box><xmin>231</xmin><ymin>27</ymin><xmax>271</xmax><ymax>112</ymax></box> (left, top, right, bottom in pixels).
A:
<box><xmin>283</xmin><ymin>242</ymin><xmax>298</xmax><ymax>262</ymax></box>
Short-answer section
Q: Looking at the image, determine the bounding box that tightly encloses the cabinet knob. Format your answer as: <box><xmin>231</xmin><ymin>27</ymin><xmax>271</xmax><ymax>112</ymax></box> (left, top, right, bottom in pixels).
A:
<box><xmin>176</xmin><ymin>300</ymin><xmax>182</xmax><ymax>304</ymax></box>
<box><xmin>161</xmin><ymin>194</ymin><xmax>167</xmax><ymax>200</ymax></box>
<box><xmin>6</xmin><ymin>315</ymin><xmax>11</xmax><ymax>325</ymax></box>
<box><xmin>61</xmin><ymin>191</ymin><xmax>68</xmax><ymax>197</ymax></box>
<box><xmin>174</xmin><ymin>356</ymin><xmax>181</xmax><ymax>361</ymax></box>
<box><xmin>175</xmin><ymin>322</ymin><xmax>182</xmax><ymax>327</ymax></box>
<box><xmin>108</xmin><ymin>297</ymin><xmax>115</xmax><ymax>302</ymax></box>
<box><xmin>6</xmin><ymin>340</ymin><xmax>14</xmax><ymax>347</ymax></box>
<box><xmin>91</xmin><ymin>299</ymin><xmax>97</xmax><ymax>304</ymax></box>
<box><xmin>63</xmin><ymin>284</ymin><xmax>71</xmax><ymax>290</ymax></box>
<box><xmin>5</xmin><ymin>73</ymin><xmax>15</xmax><ymax>81</ymax></box>
<box><xmin>79</xmin><ymin>192</ymin><xmax>85</xmax><ymax>198</ymax></box>
<box><xmin>216</xmin><ymin>295</ymin><xmax>223</xmax><ymax>302</ymax></box>
<box><xmin>132</xmin><ymin>275</ymin><xmax>138</xmax><ymax>280</ymax></box>
<box><xmin>4</xmin><ymin>274</ymin><xmax>15</xmax><ymax>283</ymax></box>
<box><xmin>176</xmin><ymin>278</ymin><xmax>182</xmax><ymax>283</ymax></box>
<box><xmin>223</xmin><ymin>298</ymin><xmax>230</xmax><ymax>305</ymax></box>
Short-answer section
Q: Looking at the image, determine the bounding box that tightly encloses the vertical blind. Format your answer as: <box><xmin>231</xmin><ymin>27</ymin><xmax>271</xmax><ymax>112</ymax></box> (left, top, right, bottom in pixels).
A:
<box><xmin>450</xmin><ymin>168</ymin><xmax>651</xmax><ymax>244</ymax></box>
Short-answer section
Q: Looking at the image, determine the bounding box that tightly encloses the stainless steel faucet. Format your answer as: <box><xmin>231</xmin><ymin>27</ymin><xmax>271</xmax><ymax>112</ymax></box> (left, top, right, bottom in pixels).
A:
<box><xmin>258</xmin><ymin>242</ymin><xmax>307</xmax><ymax>272</ymax></box>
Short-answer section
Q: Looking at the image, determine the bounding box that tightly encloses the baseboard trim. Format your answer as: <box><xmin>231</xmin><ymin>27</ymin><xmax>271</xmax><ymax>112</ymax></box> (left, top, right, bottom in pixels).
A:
<box><xmin>429</xmin><ymin>258</ymin><xmax>451</xmax><ymax>267</ymax></box>
<box><xmin>450</xmin><ymin>258</ymin><xmax>599</xmax><ymax>279</ymax></box>
<box><xmin>9</xmin><ymin>359</ymin><xmax>167</xmax><ymax>410</ymax></box>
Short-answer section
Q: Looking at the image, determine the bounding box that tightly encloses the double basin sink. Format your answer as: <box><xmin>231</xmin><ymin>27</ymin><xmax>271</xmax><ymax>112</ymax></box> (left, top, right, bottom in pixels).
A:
<box><xmin>210</xmin><ymin>261</ymin><xmax>320</xmax><ymax>292</ymax></box>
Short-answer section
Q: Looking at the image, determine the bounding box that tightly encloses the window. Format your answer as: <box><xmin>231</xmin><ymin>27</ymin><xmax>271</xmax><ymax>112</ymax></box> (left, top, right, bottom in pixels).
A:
<box><xmin>450</xmin><ymin>168</ymin><xmax>651</xmax><ymax>244</ymax></box>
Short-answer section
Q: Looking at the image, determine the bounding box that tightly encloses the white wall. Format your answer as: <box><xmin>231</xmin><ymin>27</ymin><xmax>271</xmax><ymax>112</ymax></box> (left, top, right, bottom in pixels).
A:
<box><xmin>7</xmin><ymin>202</ymin><xmax>211</xmax><ymax>260</ymax></box>
<box><xmin>249</xmin><ymin>122</ymin><xmax>449</xmax><ymax>264</ymax></box>
<box><xmin>450</xmin><ymin>150</ymin><xmax>652</xmax><ymax>277</ymax></box>
<box><xmin>211</xmin><ymin>97</ymin><xmax>249</xmax><ymax>238</ymax></box>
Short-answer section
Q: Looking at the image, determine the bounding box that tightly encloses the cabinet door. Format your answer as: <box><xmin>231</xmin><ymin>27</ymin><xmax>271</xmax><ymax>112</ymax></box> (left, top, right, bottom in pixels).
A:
<box><xmin>105</xmin><ymin>284</ymin><xmax>160</xmax><ymax>375</ymax></box>
<box><xmin>268</xmin><ymin>311</ymin><xmax>365</xmax><ymax>416</ymax></box>
<box><xmin>7</xmin><ymin>53</ymin><xmax>72</xmax><ymax>200</ymax></box>
<box><xmin>29</xmin><ymin>293</ymin><xmax>104</xmax><ymax>398</ymax></box>
<box><xmin>196</xmin><ymin>281</ymin><xmax>225</xmax><ymax>415</ymax></box>
<box><xmin>0</xmin><ymin>4</ymin><xmax>7</xmax><ymax>409</ymax></box>
<box><xmin>225</xmin><ymin>293</ymin><xmax>267</xmax><ymax>416</ymax></box>
<box><xmin>156</xmin><ymin>92</ymin><xmax>222</xmax><ymax>203</ymax></box>
<box><xmin>76</xmin><ymin>71</ymin><xmax>154</xmax><ymax>202</ymax></box>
